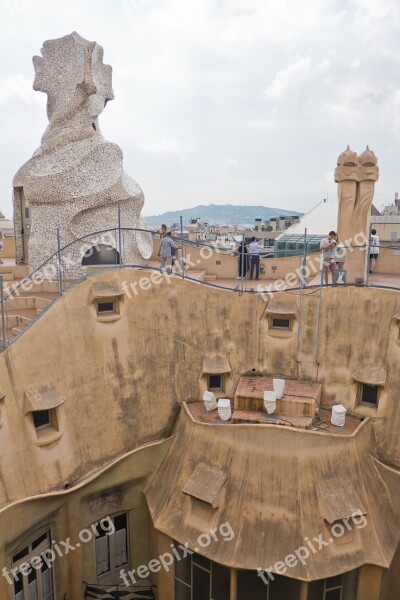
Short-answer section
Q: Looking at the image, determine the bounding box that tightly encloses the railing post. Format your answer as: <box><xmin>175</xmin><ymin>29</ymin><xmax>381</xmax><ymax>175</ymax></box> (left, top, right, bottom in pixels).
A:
<box><xmin>366</xmin><ymin>223</ymin><xmax>372</xmax><ymax>285</ymax></box>
<box><xmin>295</xmin><ymin>228</ymin><xmax>307</xmax><ymax>369</ymax></box>
<box><xmin>118</xmin><ymin>201</ymin><xmax>123</xmax><ymax>265</ymax></box>
<box><xmin>56</xmin><ymin>225</ymin><xmax>63</xmax><ymax>294</ymax></box>
<box><xmin>0</xmin><ymin>275</ymin><xmax>6</xmax><ymax>350</ymax></box>
<box><xmin>300</xmin><ymin>227</ymin><xmax>307</xmax><ymax>289</ymax></box>
<box><xmin>240</xmin><ymin>233</ymin><xmax>245</xmax><ymax>293</ymax></box>
<box><xmin>180</xmin><ymin>215</ymin><xmax>185</xmax><ymax>279</ymax></box>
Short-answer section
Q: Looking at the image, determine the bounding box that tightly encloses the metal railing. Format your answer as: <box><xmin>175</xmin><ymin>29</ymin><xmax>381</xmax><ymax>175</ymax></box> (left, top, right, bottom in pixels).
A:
<box><xmin>1</xmin><ymin>223</ymin><xmax>400</xmax><ymax>352</ymax></box>
<box><xmin>83</xmin><ymin>582</ymin><xmax>156</xmax><ymax>599</ymax></box>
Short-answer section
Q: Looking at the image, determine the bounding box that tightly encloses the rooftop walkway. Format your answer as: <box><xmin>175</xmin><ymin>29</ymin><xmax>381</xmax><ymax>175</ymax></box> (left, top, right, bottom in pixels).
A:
<box><xmin>1</xmin><ymin>250</ymin><xmax>400</xmax><ymax>348</ymax></box>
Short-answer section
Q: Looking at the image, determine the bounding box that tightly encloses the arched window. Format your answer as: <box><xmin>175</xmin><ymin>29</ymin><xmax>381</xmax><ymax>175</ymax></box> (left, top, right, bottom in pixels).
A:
<box><xmin>81</xmin><ymin>244</ymin><xmax>120</xmax><ymax>266</ymax></box>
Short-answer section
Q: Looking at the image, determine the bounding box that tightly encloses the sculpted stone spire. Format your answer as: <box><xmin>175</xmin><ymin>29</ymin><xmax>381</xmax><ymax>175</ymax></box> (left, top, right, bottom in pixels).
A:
<box><xmin>334</xmin><ymin>145</ymin><xmax>379</xmax><ymax>282</ymax></box>
<box><xmin>13</xmin><ymin>32</ymin><xmax>152</xmax><ymax>275</ymax></box>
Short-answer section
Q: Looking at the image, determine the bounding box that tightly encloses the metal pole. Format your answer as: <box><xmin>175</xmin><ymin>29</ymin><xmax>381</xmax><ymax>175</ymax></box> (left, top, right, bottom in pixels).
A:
<box><xmin>300</xmin><ymin>227</ymin><xmax>307</xmax><ymax>288</ymax></box>
<box><xmin>366</xmin><ymin>222</ymin><xmax>372</xmax><ymax>285</ymax></box>
<box><xmin>314</xmin><ymin>251</ymin><xmax>325</xmax><ymax>369</ymax></box>
<box><xmin>240</xmin><ymin>233</ymin><xmax>245</xmax><ymax>293</ymax></box>
<box><xmin>295</xmin><ymin>228</ymin><xmax>307</xmax><ymax>372</ymax></box>
<box><xmin>180</xmin><ymin>216</ymin><xmax>186</xmax><ymax>279</ymax></box>
<box><xmin>118</xmin><ymin>201</ymin><xmax>123</xmax><ymax>265</ymax></box>
<box><xmin>0</xmin><ymin>276</ymin><xmax>6</xmax><ymax>350</ymax></box>
<box><xmin>56</xmin><ymin>225</ymin><xmax>63</xmax><ymax>294</ymax></box>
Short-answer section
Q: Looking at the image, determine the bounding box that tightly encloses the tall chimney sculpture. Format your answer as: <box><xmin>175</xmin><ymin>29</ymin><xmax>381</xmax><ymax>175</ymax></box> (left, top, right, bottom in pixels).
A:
<box><xmin>13</xmin><ymin>32</ymin><xmax>152</xmax><ymax>277</ymax></box>
<box><xmin>334</xmin><ymin>146</ymin><xmax>379</xmax><ymax>283</ymax></box>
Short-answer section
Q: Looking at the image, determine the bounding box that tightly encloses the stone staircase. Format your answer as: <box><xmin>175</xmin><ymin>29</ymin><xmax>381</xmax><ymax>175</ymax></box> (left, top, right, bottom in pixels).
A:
<box><xmin>0</xmin><ymin>260</ymin><xmax>217</xmax><ymax>347</ymax></box>
<box><xmin>0</xmin><ymin>264</ymin><xmax>60</xmax><ymax>346</ymax></box>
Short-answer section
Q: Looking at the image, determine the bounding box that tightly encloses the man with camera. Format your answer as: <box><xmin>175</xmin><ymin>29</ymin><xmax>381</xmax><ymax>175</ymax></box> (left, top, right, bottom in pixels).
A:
<box><xmin>320</xmin><ymin>231</ymin><xmax>337</xmax><ymax>285</ymax></box>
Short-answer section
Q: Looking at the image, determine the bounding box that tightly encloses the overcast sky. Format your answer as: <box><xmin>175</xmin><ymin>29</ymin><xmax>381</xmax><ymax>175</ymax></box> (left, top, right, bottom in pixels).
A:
<box><xmin>1</xmin><ymin>0</ymin><xmax>400</xmax><ymax>221</ymax></box>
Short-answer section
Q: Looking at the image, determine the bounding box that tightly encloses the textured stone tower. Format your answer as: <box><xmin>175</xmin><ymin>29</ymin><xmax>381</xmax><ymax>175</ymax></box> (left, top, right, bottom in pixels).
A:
<box><xmin>334</xmin><ymin>146</ymin><xmax>379</xmax><ymax>282</ymax></box>
<box><xmin>13</xmin><ymin>32</ymin><xmax>152</xmax><ymax>277</ymax></box>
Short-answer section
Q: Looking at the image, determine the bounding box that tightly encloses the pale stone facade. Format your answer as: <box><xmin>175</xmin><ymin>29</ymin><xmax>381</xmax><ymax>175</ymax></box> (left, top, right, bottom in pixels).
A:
<box><xmin>13</xmin><ymin>32</ymin><xmax>152</xmax><ymax>277</ymax></box>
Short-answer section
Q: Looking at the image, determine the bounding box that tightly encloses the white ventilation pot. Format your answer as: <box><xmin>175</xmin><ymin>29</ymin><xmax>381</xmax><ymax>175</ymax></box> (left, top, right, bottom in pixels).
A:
<box><xmin>331</xmin><ymin>404</ymin><xmax>346</xmax><ymax>427</ymax></box>
<box><xmin>273</xmin><ymin>378</ymin><xmax>285</xmax><ymax>399</ymax></box>
<box><xmin>264</xmin><ymin>390</ymin><xmax>277</xmax><ymax>415</ymax></box>
<box><xmin>217</xmin><ymin>398</ymin><xmax>232</xmax><ymax>422</ymax></box>
<box><xmin>203</xmin><ymin>391</ymin><xmax>217</xmax><ymax>412</ymax></box>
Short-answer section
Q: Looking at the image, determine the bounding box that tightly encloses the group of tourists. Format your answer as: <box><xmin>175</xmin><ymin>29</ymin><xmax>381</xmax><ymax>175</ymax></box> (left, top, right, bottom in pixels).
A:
<box><xmin>237</xmin><ymin>236</ymin><xmax>264</xmax><ymax>280</ymax></box>
<box><xmin>158</xmin><ymin>227</ymin><xmax>381</xmax><ymax>284</ymax></box>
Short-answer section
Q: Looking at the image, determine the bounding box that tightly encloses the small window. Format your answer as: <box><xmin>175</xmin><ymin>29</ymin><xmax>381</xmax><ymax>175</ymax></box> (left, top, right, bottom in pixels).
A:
<box><xmin>11</xmin><ymin>530</ymin><xmax>54</xmax><ymax>600</ymax></box>
<box><xmin>96</xmin><ymin>301</ymin><xmax>116</xmax><ymax>314</ymax></box>
<box><xmin>24</xmin><ymin>385</ymin><xmax>64</xmax><ymax>446</ymax></box>
<box><xmin>30</xmin><ymin>408</ymin><xmax>60</xmax><ymax>444</ymax></box>
<box><xmin>174</xmin><ymin>548</ymin><xmax>230</xmax><ymax>600</ymax></box>
<box><xmin>271</xmin><ymin>317</ymin><xmax>291</xmax><ymax>329</ymax></box>
<box><xmin>25</xmin><ymin>207</ymin><xmax>30</xmax><ymax>219</ymax></box>
<box><xmin>360</xmin><ymin>384</ymin><xmax>378</xmax><ymax>406</ymax></box>
<box><xmin>208</xmin><ymin>375</ymin><xmax>223</xmax><ymax>390</ymax></box>
<box><xmin>32</xmin><ymin>410</ymin><xmax>51</xmax><ymax>430</ymax></box>
<box><xmin>309</xmin><ymin>570</ymin><xmax>359</xmax><ymax>600</ymax></box>
<box><xmin>95</xmin><ymin>512</ymin><xmax>129</xmax><ymax>583</ymax></box>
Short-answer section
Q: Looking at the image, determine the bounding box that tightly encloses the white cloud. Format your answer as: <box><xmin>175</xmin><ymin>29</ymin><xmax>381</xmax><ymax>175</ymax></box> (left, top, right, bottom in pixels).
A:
<box><xmin>351</xmin><ymin>0</ymin><xmax>400</xmax><ymax>32</ymax></box>
<box><xmin>265</xmin><ymin>57</ymin><xmax>332</xmax><ymax>101</ymax></box>
<box><xmin>0</xmin><ymin>73</ymin><xmax>43</xmax><ymax>109</ymax></box>
<box><xmin>265</xmin><ymin>58</ymin><xmax>312</xmax><ymax>99</ymax></box>
<box><xmin>224</xmin><ymin>158</ymin><xmax>239</xmax><ymax>169</ymax></box>
<box><xmin>136</xmin><ymin>138</ymin><xmax>186</xmax><ymax>162</ymax></box>
<box><xmin>0</xmin><ymin>0</ymin><xmax>400</xmax><ymax>219</ymax></box>
<box><xmin>220</xmin><ymin>0</ymin><xmax>346</xmax><ymax>46</ymax></box>
<box><xmin>393</xmin><ymin>90</ymin><xmax>400</xmax><ymax>139</ymax></box>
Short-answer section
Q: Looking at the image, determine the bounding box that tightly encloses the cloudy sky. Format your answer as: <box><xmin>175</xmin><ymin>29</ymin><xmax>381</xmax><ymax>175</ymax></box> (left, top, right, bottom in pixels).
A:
<box><xmin>1</xmin><ymin>0</ymin><xmax>400</xmax><ymax>220</ymax></box>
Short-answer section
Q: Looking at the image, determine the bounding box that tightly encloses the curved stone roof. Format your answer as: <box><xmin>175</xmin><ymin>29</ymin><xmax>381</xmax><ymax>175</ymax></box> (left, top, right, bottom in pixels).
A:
<box><xmin>146</xmin><ymin>404</ymin><xmax>399</xmax><ymax>580</ymax></box>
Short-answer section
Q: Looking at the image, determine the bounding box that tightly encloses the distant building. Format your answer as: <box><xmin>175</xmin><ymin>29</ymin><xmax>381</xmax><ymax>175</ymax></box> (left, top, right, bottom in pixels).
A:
<box><xmin>382</xmin><ymin>192</ymin><xmax>400</xmax><ymax>216</ymax></box>
<box><xmin>368</xmin><ymin>194</ymin><xmax>400</xmax><ymax>243</ymax></box>
<box><xmin>0</xmin><ymin>211</ymin><xmax>14</xmax><ymax>236</ymax></box>
<box><xmin>258</xmin><ymin>214</ymin><xmax>300</xmax><ymax>232</ymax></box>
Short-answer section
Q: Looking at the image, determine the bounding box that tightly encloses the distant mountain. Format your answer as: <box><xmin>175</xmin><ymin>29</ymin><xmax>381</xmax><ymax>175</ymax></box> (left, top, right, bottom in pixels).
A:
<box><xmin>143</xmin><ymin>204</ymin><xmax>302</xmax><ymax>227</ymax></box>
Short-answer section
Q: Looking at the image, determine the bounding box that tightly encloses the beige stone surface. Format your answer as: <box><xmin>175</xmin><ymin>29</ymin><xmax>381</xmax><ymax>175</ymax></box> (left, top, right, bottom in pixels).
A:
<box><xmin>0</xmin><ymin>270</ymin><xmax>399</xmax><ymax>597</ymax></box>
<box><xmin>146</xmin><ymin>403</ymin><xmax>397</xmax><ymax>579</ymax></box>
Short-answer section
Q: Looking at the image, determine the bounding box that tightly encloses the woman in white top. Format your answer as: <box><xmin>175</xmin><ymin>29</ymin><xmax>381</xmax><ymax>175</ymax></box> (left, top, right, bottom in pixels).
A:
<box><xmin>334</xmin><ymin>237</ymin><xmax>346</xmax><ymax>269</ymax></box>
<box><xmin>370</xmin><ymin>228</ymin><xmax>380</xmax><ymax>273</ymax></box>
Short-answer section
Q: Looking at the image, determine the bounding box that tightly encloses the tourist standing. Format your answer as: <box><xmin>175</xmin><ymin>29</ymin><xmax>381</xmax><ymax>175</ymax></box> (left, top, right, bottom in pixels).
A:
<box><xmin>320</xmin><ymin>231</ymin><xmax>337</xmax><ymax>284</ymax></box>
<box><xmin>159</xmin><ymin>231</ymin><xmax>175</xmax><ymax>274</ymax></box>
<box><xmin>370</xmin><ymin>228</ymin><xmax>380</xmax><ymax>273</ymax></box>
<box><xmin>249</xmin><ymin>236</ymin><xmax>263</xmax><ymax>280</ymax></box>
<box><xmin>334</xmin><ymin>237</ymin><xmax>346</xmax><ymax>269</ymax></box>
<box><xmin>237</xmin><ymin>240</ymin><xmax>249</xmax><ymax>279</ymax></box>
